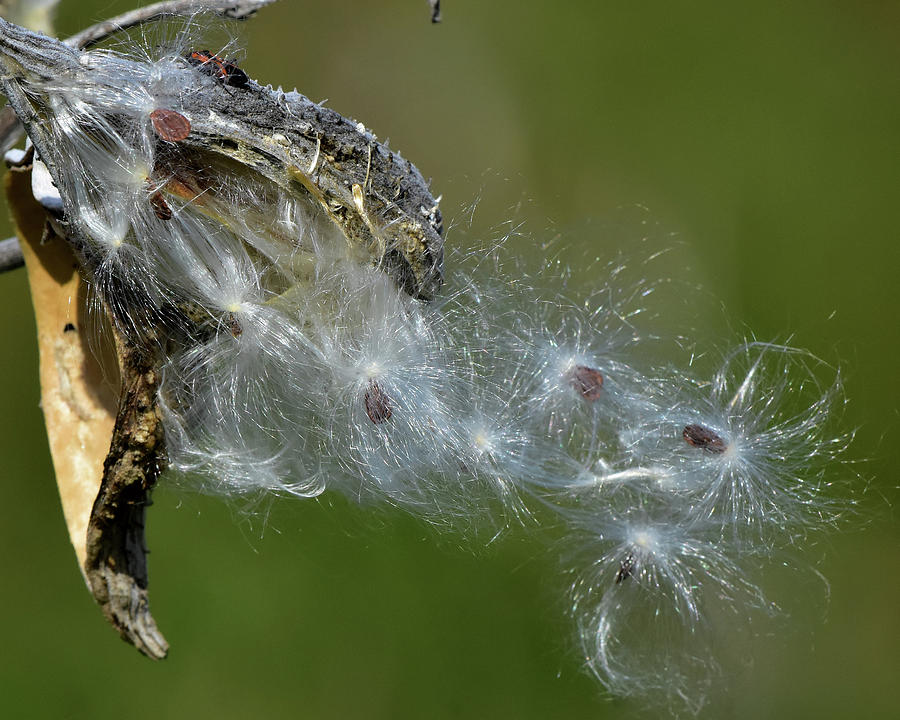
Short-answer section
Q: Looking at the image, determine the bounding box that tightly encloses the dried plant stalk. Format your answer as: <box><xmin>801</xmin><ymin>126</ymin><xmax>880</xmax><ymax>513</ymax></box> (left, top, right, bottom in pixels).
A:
<box><xmin>84</xmin><ymin>320</ymin><xmax>169</xmax><ymax>659</ymax></box>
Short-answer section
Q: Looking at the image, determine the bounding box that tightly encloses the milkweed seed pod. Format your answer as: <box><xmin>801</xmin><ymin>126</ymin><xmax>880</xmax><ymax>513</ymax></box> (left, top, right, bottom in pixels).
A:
<box><xmin>0</xmin><ymin>11</ymin><xmax>850</xmax><ymax>711</ymax></box>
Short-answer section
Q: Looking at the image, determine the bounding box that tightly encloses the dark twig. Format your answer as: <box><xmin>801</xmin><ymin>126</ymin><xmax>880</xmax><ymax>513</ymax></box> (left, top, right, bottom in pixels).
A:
<box><xmin>85</xmin><ymin>321</ymin><xmax>169</xmax><ymax>660</ymax></box>
<box><xmin>65</xmin><ymin>0</ymin><xmax>279</xmax><ymax>50</ymax></box>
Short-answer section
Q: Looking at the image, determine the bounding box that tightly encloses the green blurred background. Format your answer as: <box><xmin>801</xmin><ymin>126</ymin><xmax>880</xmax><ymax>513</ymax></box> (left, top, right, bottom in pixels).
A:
<box><xmin>1</xmin><ymin>1</ymin><xmax>897</xmax><ymax>717</ymax></box>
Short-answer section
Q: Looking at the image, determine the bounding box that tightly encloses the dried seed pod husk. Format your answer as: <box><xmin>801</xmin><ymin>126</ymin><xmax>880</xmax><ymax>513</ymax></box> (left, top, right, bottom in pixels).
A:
<box><xmin>0</xmin><ymin>12</ymin><xmax>445</xmax><ymax>659</ymax></box>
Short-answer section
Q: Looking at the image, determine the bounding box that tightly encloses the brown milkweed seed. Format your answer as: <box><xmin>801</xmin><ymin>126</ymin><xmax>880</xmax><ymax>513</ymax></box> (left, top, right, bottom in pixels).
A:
<box><xmin>567</xmin><ymin>364</ymin><xmax>604</xmax><ymax>401</ymax></box>
<box><xmin>682</xmin><ymin>424</ymin><xmax>727</xmax><ymax>453</ymax></box>
<box><xmin>149</xmin><ymin>190</ymin><xmax>173</xmax><ymax>220</ymax></box>
<box><xmin>227</xmin><ymin>312</ymin><xmax>243</xmax><ymax>338</ymax></box>
<box><xmin>150</xmin><ymin>108</ymin><xmax>191</xmax><ymax>142</ymax></box>
<box><xmin>364</xmin><ymin>379</ymin><xmax>393</xmax><ymax>424</ymax></box>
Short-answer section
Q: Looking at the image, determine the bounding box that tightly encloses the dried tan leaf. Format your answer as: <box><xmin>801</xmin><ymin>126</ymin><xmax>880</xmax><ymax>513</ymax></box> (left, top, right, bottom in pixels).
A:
<box><xmin>5</xmin><ymin>165</ymin><xmax>117</xmax><ymax>576</ymax></box>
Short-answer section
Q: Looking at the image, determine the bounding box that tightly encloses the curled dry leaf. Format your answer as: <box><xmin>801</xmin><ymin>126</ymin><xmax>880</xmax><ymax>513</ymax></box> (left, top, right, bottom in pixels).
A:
<box><xmin>5</xmin><ymin>165</ymin><xmax>118</xmax><ymax>576</ymax></box>
<box><xmin>7</xmin><ymin>163</ymin><xmax>169</xmax><ymax>659</ymax></box>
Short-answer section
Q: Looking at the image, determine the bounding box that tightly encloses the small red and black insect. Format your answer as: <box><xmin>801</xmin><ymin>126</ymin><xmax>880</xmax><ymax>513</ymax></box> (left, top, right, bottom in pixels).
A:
<box><xmin>186</xmin><ymin>50</ymin><xmax>250</xmax><ymax>88</ymax></box>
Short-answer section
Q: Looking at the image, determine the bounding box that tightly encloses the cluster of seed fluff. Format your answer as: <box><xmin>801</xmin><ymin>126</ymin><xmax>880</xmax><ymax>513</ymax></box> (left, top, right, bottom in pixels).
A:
<box><xmin>15</xmin><ymin>23</ymin><xmax>847</xmax><ymax>711</ymax></box>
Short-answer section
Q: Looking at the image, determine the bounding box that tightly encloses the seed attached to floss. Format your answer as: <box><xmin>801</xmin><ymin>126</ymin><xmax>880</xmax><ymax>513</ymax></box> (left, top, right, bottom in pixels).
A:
<box><xmin>149</xmin><ymin>190</ymin><xmax>173</xmax><ymax>220</ymax></box>
<box><xmin>615</xmin><ymin>553</ymin><xmax>636</xmax><ymax>584</ymax></box>
<box><xmin>227</xmin><ymin>312</ymin><xmax>243</xmax><ymax>338</ymax></box>
<box><xmin>150</xmin><ymin>108</ymin><xmax>191</xmax><ymax>142</ymax></box>
<box><xmin>145</xmin><ymin>179</ymin><xmax>173</xmax><ymax>220</ymax></box>
<box><xmin>682</xmin><ymin>423</ymin><xmax>727</xmax><ymax>453</ymax></box>
<box><xmin>567</xmin><ymin>364</ymin><xmax>604</xmax><ymax>401</ymax></box>
<box><xmin>364</xmin><ymin>379</ymin><xmax>393</xmax><ymax>425</ymax></box>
